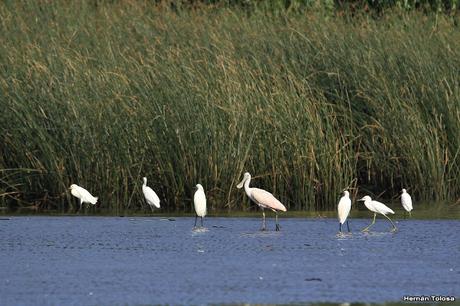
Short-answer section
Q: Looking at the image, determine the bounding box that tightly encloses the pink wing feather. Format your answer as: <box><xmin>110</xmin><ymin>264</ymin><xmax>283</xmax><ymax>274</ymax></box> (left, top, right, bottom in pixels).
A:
<box><xmin>251</xmin><ymin>188</ymin><xmax>287</xmax><ymax>212</ymax></box>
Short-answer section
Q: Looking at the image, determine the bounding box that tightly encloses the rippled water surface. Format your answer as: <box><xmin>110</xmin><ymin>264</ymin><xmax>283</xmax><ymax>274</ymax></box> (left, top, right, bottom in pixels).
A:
<box><xmin>0</xmin><ymin>216</ymin><xmax>458</xmax><ymax>305</ymax></box>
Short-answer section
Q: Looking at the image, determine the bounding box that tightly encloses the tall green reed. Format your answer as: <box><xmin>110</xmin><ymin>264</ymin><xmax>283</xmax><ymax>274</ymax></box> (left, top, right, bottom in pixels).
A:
<box><xmin>0</xmin><ymin>2</ymin><xmax>458</xmax><ymax>212</ymax></box>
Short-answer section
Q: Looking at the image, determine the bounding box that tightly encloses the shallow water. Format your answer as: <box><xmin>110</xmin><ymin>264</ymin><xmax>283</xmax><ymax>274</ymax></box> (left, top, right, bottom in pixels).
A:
<box><xmin>0</xmin><ymin>216</ymin><xmax>458</xmax><ymax>305</ymax></box>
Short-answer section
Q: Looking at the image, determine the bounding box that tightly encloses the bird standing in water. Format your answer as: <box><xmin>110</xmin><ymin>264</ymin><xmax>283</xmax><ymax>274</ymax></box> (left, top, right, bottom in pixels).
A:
<box><xmin>401</xmin><ymin>188</ymin><xmax>413</xmax><ymax>217</ymax></box>
<box><xmin>237</xmin><ymin>172</ymin><xmax>287</xmax><ymax>231</ymax></box>
<box><xmin>359</xmin><ymin>195</ymin><xmax>397</xmax><ymax>232</ymax></box>
<box><xmin>142</xmin><ymin>177</ymin><xmax>160</xmax><ymax>212</ymax></box>
<box><xmin>337</xmin><ymin>190</ymin><xmax>351</xmax><ymax>233</ymax></box>
<box><xmin>193</xmin><ymin>184</ymin><xmax>207</xmax><ymax>227</ymax></box>
<box><xmin>69</xmin><ymin>184</ymin><xmax>98</xmax><ymax>211</ymax></box>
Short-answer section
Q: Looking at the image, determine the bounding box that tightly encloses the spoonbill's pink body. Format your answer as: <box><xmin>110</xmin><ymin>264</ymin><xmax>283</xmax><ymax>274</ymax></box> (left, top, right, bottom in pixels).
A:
<box><xmin>237</xmin><ymin>172</ymin><xmax>286</xmax><ymax>231</ymax></box>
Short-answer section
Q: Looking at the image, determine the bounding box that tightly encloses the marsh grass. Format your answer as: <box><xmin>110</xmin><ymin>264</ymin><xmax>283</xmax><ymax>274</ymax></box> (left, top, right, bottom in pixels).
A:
<box><xmin>0</xmin><ymin>2</ymin><xmax>459</xmax><ymax>211</ymax></box>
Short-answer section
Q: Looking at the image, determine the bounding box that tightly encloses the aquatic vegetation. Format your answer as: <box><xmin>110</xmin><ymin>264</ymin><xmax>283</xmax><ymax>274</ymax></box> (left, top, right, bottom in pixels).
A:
<box><xmin>0</xmin><ymin>2</ymin><xmax>459</xmax><ymax>211</ymax></box>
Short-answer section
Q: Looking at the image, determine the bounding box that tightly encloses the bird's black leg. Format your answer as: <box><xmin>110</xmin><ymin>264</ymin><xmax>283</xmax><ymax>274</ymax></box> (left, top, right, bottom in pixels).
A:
<box><xmin>346</xmin><ymin>220</ymin><xmax>350</xmax><ymax>232</ymax></box>
<box><xmin>201</xmin><ymin>216</ymin><xmax>204</xmax><ymax>227</ymax></box>
<box><xmin>194</xmin><ymin>215</ymin><xmax>198</xmax><ymax>227</ymax></box>
<box><xmin>339</xmin><ymin>223</ymin><xmax>342</xmax><ymax>233</ymax></box>
<box><xmin>275</xmin><ymin>212</ymin><xmax>280</xmax><ymax>231</ymax></box>
<box><xmin>260</xmin><ymin>210</ymin><xmax>266</xmax><ymax>231</ymax></box>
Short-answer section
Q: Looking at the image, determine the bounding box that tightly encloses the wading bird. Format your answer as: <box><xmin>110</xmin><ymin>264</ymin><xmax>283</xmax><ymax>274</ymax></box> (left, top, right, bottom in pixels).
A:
<box><xmin>193</xmin><ymin>184</ymin><xmax>207</xmax><ymax>227</ymax></box>
<box><xmin>358</xmin><ymin>195</ymin><xmax>397</xmax><ymax>232</ymax></box>
<box><xmin>237</xmin><ymin>172</ymin><xmax>287</xmax><ymax>231</ymax></box>
<box><xmin>401</xmin><ymin>188</ymin><xmax>413</xmax><ymax>217</ymax></box>
<box><xmin>142</xmin><ymin>177</ymin><xmax>160</xmax><ymax>211</ymax></box>
<box><xmin>69</xmin><ymin>184</ymin><xmax>98</xmax><ymax>211</ymax></box>
<box><xmin>337</xmin><ymin>190</ymin><xmax>351</xmax><ymax>233</ymax></box>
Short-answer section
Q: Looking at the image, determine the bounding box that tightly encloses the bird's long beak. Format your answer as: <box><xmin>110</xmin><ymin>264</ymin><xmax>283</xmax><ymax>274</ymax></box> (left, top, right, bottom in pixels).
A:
<box><xmin>236</xmin><ymin>177</ymin><xmax>245</xmax><ymax>189</ymax></box>
<box><xmin>358</xmin><ymin>198</ymin><xmax>365</xmax><ymax>201</ymax></box>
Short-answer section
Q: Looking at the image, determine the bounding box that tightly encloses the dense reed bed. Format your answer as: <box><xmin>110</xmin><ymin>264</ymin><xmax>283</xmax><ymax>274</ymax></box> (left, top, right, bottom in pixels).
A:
<box><xmin>0</xmin><ymin>1</ymin><xmax>459</xmax><ymax>212</ymax></box>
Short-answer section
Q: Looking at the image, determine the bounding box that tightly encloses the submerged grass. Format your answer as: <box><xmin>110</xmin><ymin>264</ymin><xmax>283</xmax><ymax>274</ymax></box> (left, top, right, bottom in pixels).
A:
<box><xmin>0</xmin><ymin>2</ymin><xmax>459</xmax><ymax>212</ymax></box>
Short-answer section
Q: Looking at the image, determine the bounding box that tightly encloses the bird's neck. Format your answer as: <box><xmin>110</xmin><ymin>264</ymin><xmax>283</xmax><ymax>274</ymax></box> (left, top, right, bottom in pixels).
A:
<box><xmin>244</xmin><ymin>177</ymin><xmax>251</xmax><ymax>195</ymax></box>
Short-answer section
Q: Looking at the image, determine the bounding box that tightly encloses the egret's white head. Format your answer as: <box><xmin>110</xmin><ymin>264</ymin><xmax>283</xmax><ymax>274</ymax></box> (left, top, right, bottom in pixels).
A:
<box><xmin>343</xmin><ymin>190</ymin><xmax>350</xmax><ymax>197</ymax></box>
<box><xmin>143</xmin><ymin>177</ymin><xmax>147</xmax><ymax>184</ymax></box>
<box><xmin>237</xmin><ymin>172</ymin><xmax>251</xmax><ymax>189</ymax></box>
<box><xmin>402</xmin><ymin>188</ymin><xmax>407</xmax><ymax>193</ymax></box>
<box><xmin>69</xmin><ymin>184</ymin><xmax>77</xmax><ymax>190</ymax></box>
<box><xmin>196</xmin><ymin>184</ymin><xmax>203</xmax><ymax>190</ymax></box>
<box><xmin>358</xmin><ymin>195</ymin><xmax>372</xmax><ymax>202</ymax></box>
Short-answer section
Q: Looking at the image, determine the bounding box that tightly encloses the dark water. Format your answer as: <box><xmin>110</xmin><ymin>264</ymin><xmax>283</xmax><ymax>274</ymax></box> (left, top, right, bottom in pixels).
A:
<box><xmin>0</xmin><ymin>216</ymin><xmax>458</xmax><ymax>305</ymax></box>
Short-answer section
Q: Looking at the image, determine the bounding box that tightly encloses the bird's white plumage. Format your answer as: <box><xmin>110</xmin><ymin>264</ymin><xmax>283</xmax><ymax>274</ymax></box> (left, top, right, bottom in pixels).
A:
<box><xmin>194</xmin><ymin>184</ymin><xmax>207</xmax><ymax>217</ymax></box>
<box><xmin>401</xmin><ymin>189</ymin><xmax>413</xmax><ymax>213</ymax></box>
<box><xmin>359</xmin><ymin>195</ymin><xmax>397</xmax><ymax>232</ymax></box>
<box><xmin>142</xmin><ymin>177</ymin><xmax>160</xmax><ymax>209</ymax></box>
<box><xmin>337</xmin><ymin>190</ymin><xmax>351</xmax><ymax>224</ymax></box>
<box><xmin>69</xmin><ymin>184</ymin><xmax>98</xmax><ymax>205</ymax></box>
<box><xmin>360</xmin><ymin>195</ymin><xmax>394</xmax><ymax>215</ymax></box>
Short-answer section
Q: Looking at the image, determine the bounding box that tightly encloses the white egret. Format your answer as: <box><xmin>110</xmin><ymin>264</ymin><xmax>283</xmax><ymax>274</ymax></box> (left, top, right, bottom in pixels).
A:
<box><xmin>142</xmin><ymin>177</ymin><xmax>160</xmax><ymax>211</ymax></box>
<box><xmin>193</xmin><ymin>184</ymin><xmax>207</xmax><ymax>227</ymax></box>
<box><xmin>337</xmin><ymin>190</ymin><xmax>351</xmax><ymax>233</ymax></box>
<box><xmin>237</xmin><ymin>172</ymin><xmax>287</xmax><ymax>231</ymax></box>
<box><xmin>401</xmin><ymin>188</ymin><xmax>413</xmax><ymax>217</ymax></box>
<box><xmin>69</xmin><ymin>184</ymin><xmax>98</xmax><ymax>210</ymax></box>
<box><xmin>358</xmin><ymin>195</ymin><xmax>397</xmax><ymax>232</ymax></box>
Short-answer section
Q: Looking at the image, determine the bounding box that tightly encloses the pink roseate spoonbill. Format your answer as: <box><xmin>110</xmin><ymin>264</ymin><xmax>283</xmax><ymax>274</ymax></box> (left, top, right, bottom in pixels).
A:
<box><xmin>358</xmin><ymin>195</ymin><xmax>397</xmax><ymax>232</ymax></box>
<box><xmin>142</xmin><ymin>177</ymin><xmax>160</xmax><ymax>212</ymax></box>
<box><xmin>69</xmin><ymin>184</ymin><xmax>98</xmax><ymax>211</ymax></box>
<box><xmin>337</xmin><ymin>190</ymin><xmax>351</xmax><ymax>233</ymax></box>
<box><xmin>401</xmin><ymin>188</ymin><xmax>413</xmax><ymax>217</ymax></box>
<box><xmin>236</xmin><ymin>172</ymin><xmax>287</xmax><ymax>231</ymax></box>
<box><xmin>193</xmin><ymin>184</ymin><xmax>207</xmax><ymax>227</ymax></box>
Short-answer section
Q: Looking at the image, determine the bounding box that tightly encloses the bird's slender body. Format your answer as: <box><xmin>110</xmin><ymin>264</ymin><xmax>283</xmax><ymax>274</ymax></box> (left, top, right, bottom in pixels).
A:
<box><xmin>401</xmin><ymin>188</ymin><xmax>413</xmax><ymax>217</ymax></box>
<box><xmin>237</xmin><ymin>172</ymin><xmax>287</xmax><ymax>231</ymax></box>
<box><xmin>193</xmin><ymin>184</ymin><xmax>207</xmax><ymax>227</ymax></box>
<box><xmin>359</xmin><ymin>195</ymin><xmax>397</xmax><ymax>232</ymax></box>
<box><xmin>142</xmin><ymin>177</ymin><xmax>160</xmax><ymax>211</ymax></box>
<box><xmin>337</xmin><ymin>190</ymin><xmax>351</xmax><ymax>233</ymax></box>
<box><xmin>69</xmin><ymin>184</ymin><xmax>98</xmax><ymax>211</ymax></box>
